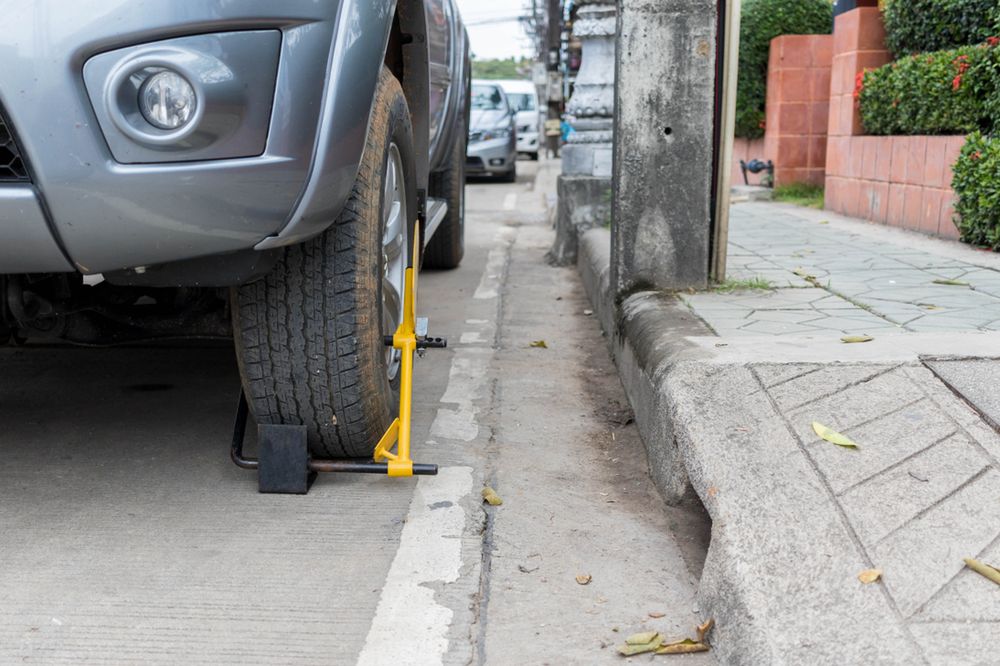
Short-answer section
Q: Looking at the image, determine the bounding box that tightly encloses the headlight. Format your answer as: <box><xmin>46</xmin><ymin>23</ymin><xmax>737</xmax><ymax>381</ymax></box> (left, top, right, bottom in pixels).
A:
<box><xmin>481</xmin><ymin>127</ymin><xmax>511</xmax><ymax>141</ymax></box>
<box><xmin>139</xmin><ymin>70</ymin><xmax>197</xmax><ymax>130</ymax></box>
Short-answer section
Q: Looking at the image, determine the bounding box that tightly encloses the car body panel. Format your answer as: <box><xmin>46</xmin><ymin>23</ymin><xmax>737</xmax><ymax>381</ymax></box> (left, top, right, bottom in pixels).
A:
<box><xmin>0</xmin><ymin>0</ymin><xmax>468</xmax><ymax>275</ymax></box>
<box><xmin>495</xmin><ymin>79</ymin><xmax>540</xmax><ymax>157</ymax></box>
<box><xmin>0</xmin><ymin>187</ymin><xmax>74</xmax><ymax>273</ymax></box>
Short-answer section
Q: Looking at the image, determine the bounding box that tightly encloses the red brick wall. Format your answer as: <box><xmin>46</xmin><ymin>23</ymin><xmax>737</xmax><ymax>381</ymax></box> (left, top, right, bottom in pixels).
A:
<box><xmin>824</xmin><ymin>7</ymin><xmax>962</xmax><ymax>239</ymax></box>
<box><xmin>764</xmin><ymin>35</ymin><xmax>833</xmax><ymax>186</ymax></box>
<box><xmin>826</xmin><ymin>136</ymin><xmax>964</xmax><ymax>238</ymax></box>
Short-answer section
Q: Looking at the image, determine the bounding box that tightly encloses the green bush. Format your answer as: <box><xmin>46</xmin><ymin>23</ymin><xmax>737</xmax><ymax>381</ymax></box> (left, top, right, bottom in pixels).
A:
<box><xmin>952</xmin><ymin>131</ymin><xmax>1000</xmax><ymax>247</ymax></box>
<box><xmin>883</xmin><ymin>0</ymin><xmax>1000</xmax><ymax>58</ymax></box>
<box><xmin>735</xmin><ymin>0</ymin><xmax>833</xmax><ymax>139</ymax></box>
<box><xmin>858</xmin><ymin>44</ymin><xmax>993</xmax><ymax>135</ymax></box>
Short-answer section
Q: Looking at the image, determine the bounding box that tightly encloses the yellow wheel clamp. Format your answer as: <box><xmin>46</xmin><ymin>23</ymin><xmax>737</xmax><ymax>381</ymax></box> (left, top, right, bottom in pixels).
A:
<box><xmin>231</xmin><ymin>232</ymin><xmax>444</xmax><ymax>493</ymax></box>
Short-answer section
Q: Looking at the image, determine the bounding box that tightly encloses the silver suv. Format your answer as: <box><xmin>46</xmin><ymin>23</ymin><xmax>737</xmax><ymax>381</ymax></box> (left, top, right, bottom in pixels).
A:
<box><xmin>0</xmin><ymin>1</ymin><xmax>470</xmax><ymax>458</ymax></box>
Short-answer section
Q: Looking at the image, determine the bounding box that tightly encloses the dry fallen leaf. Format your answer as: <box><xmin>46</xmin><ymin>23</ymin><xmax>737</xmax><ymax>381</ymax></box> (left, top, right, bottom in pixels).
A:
<box><xmin>932</xmin><ymin>278</ymin><xmax>970</xmax><ymax>287</ymax></box>
<box><xmin>696</xmin><ymin>618</ymin><xmax>714</xmax><ymax>643</ymax></box>
<box><xmin>648</xmin><ymin>611</ymin><xmax>665</xmax><ymax>619</ymax></box>
<box><xmin>819</xmin><ymin>220</ymin><xmax>829</xmax><ymax>225</ymax></box>
<box><xmin>575</xmin><ymin>573</ymin><xmax>592</xmax><ymax>585</ymax></box>
<box><xmin>529</xmin><ymin>340</ymin><xmax>548</xmax><ymax>348</ymax></box>
<box><xmin>481</xmin><ymin>487</ymin><xmax>503</xmax><ymax>506</ymax></box>
<box><xmin>617</xmin><ymin>632</ymin><xmax>662</xmax><ymax>656</ymax></box>
<box><xmin>626</xmin><ymin>631</ymin><xmax>659</xmax><ymax>645</ymax></box>
<box><xmin>707</xmin><ymin>486</ymin><xmax>719</xmax><ymax>498</ymax></box>
<box><xmin>793</xmin><ymin>267</ymin><xmax>817</xmax><ymax>280</ymax></box>
<box><xmin>964</xmin><ymin>558</ymin><xmax>1000</xmax><ymax>586</ymax></box>
<box><xmin>841</xmin><ymin>335</ymin><xmax>874</xmax><ymax>344</ymax></box>
<box><xmin>858</xmin><ymin>568</ymin><xmax>882</xmax><ymax>584</ymax></box>
<box><xmin>812</xmin><ymin>422</ymin><xmax>859</xmax><ymax>449</ymax></box>
<box><xmin>917</xmin><ymin>303</ymin><xmax>941</xmax><ymax>310</ymax></box>
<box><xmin>656</xmin><ymin>638</ymin><xmax>710</xmax><ymax>655</ymax></box>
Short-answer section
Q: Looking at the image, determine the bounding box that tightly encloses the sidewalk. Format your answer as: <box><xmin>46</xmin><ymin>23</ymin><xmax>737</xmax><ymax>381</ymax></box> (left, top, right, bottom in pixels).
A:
<box><xmin>691</xmin><ymin>202</ymin><xmax>1000</xmax><ymax>336</ymax></box>
<box><xmin>578</xmin><ymin>201</ymin><xmax>1000</xmax><ymax>664</ymax></box>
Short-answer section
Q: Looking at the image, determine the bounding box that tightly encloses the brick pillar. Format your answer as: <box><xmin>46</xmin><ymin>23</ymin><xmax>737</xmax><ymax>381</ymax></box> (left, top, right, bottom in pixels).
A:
<box><xmin>829</xmin><ymin>7</ymin><xmax>890</xmax><ymax>136</ymax></box>
<box><xmin>825</xmin><ymin>7</ymin><xmax>891</xmax><ymax>212</ymax></box>
<box><xmin>763</xmin><ymin>34</ymin><xmax>832</xmax><ymax>187</ymax></box>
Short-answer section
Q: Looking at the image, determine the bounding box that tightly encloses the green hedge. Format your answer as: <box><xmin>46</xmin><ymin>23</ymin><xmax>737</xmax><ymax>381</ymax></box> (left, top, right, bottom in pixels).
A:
<box><xmin>953</xmin><ymin>131</ymin><xmax>1000</xmax><ymax>247</ymax></box>
<box><xmin>858</xmin><ymin>44</ymin><xmax>994</xmax><ymax>135</ymax></box>
<box><xmin>883</xmin><ymin>0</ymin><xmax>1000</xmax><ymax>58</ymax></box>
<box><xmin>735</xmin><ymin>0</ymin><xmax>833</xmax><ymax>139</ymax></box>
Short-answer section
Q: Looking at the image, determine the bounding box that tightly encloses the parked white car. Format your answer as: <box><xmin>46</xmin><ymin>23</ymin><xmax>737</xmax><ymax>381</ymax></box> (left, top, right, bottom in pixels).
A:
<box><xmin>496</xmin><ymin>79</ymin><xmax>541</xmax><ymax>160</ymax></box>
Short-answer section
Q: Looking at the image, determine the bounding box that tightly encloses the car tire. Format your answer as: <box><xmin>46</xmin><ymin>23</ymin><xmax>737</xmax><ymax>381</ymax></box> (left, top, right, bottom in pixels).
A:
<box><xmin>424</xmin><ymin>115</ymin><xmax>466</xmax><ymax>269</ymax></box>
<box><xmin>231</xmin><ymin>66</ymin><xmax>415</xmax><ymax>458</ymax></box>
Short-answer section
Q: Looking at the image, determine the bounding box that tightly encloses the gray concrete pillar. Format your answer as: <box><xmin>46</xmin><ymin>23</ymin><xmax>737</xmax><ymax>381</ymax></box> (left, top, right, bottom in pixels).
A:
<box><xmin>547</xmin><ymin>0</ymin><xmax>616</xmax><ymax>266</ymax></box>
<box><xmin>610</xmin><ymin>0</ymin><xmax>719</xmax><ymax>293</ymax></box>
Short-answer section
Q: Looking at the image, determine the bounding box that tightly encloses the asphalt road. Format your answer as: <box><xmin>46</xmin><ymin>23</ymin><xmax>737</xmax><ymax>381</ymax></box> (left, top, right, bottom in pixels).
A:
<box><xmin>0</xmin><ymin>159</ymin><xmax>711</xmax><ymax>665</ymax></box>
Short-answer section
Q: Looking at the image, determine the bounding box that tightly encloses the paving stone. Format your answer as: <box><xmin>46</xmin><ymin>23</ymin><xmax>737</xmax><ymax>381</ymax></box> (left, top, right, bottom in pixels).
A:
<box><xmin>838</xmin><ymin>435</ymin><xmax>989</xmax><ymax>548</ymax></box>
<box><xmin>910</xmin><ymin>622</ymin><xmax>1000</xmax><ymax>666</ymax></box>
<box><xmin>738</xmin><ymin>319</ymin><xmax>824</xmax><ymax>336</ymax></box>
<box><xmin>752</xmin><ymin>310</ymin><xmax>829</xmax><ymax>324</ymax></box>
<box><xmin>665</xmin><ymin>363</ymin><xmax>923</xmax><ymax>665</ymax></box>
<box><xmin>804</xmin><ymin>398</ymin><xmax>958</xmax><ymax>494</ymax></box>
<box><xmin>910</xmin><ymin>364</ymin><xmax>1000</xmax><ymax>464</ymax></box>
<box><xmin>914</xmin><ymin>536</ymin><xmax>1000</xmax><ymax>622</ymax></box>
<box><xmin>809</xmin><ymin>314</ymin><xmax>897</xmax><ymax>332</ymax></box>
<box><xmin>870</xmin><ymin>468</ymin><xmax>1000</xmax><ymax>617</ymax></box>
<box><xmin>767</xmin><ymin>364</ymin><xmax>888</xmax><ymax>412</ymax></box>
<box><xmin>785</xmin><ymin>367</ymin><xmax>914</xmax><ymax>440</ymax></box>
<box><xmin>924</xmin><ymin>360</ymin><xmax>1000</xmax><ymax>431</ymax></box>
<box><xmin>752</xmin><ymin>363</ymin><xmax>822</xmax><ymax>388</ymax></box>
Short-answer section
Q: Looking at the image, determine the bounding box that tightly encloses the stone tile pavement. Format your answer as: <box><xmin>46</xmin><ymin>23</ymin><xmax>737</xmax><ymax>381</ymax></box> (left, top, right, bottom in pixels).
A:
<box><xmin>754</xmin><ymin>361</ymin><xmax>1000</xmax><ymax>663</ymax></box>
<box><xmin>684</xmin><ymin>202</ymin><xmax>1000</xmax><ymax>336</ymax></box>
<box><xmin>653</xmin><ymin>203</ymin><xmax>1000</xmax><ymax>661</ymax></box>
<box><xmin>579</xmin><ymin>221</ymin><xmax>1000</xmax><ymax>663</ymax></box>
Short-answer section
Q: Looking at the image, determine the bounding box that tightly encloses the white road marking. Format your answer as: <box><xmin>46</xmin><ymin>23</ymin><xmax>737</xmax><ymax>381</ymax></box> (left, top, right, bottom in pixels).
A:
<box><xmin>502</xmin><ymin>192</ymin><xmax>517</xmax><ymax>210</ymax></box>
<box><xmin>356</xmin><ymin>466</ymin><xmax>473</xmax><ymax>666</ymax></box>
<box><xmin>430</xmin><ymin>349</ymin><xmax>490</xmax><ymax>442</ymax></box>
<box><xmin>473</xmin><ymin>227</ymin><xmax>516</xmax><ymax>300</ymax></box>
<box><xmin>361</xmin><ymin>224</ymin><xmax>513</xmax><ymax>663</ymax></box>
<box><xmin>459</xmin><ymin>331</ymin><xmax>486</xmax><ymax>344</ymax></box>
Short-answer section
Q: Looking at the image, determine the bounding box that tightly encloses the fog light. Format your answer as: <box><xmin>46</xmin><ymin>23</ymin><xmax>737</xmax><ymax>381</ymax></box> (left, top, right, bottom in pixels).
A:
<box><xmin>139</xmin><ymin>70</ymin><xmax>196</xmax><ymax>130</ymax></box>
<box><xmin>489</xmin><ymin>158</ymin><xmax>505</xmax><ymax>166</ymax></box>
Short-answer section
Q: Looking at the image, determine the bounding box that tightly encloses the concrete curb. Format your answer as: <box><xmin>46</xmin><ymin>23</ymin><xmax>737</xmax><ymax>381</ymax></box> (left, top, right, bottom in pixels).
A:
<box><xmin>577</xmin><ymin>228</ymin><xmax>926</xmax><ymax>664</ymax></box>
<box><xmin>578</xmin><ymin>229</ymin><xmax>710</xmax><ymax>501</ymax></box>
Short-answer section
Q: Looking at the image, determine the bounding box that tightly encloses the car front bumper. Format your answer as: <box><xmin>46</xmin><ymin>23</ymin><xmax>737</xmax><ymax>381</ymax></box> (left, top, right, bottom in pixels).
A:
<box><xmin>0</xmin><ymin>0</ymin><xmax>390</xmax><ymax>276</ymax></box>
<box><xmin>466</xmin><ymin>136</ymin><xmax>516</xmax><ymax>175</ymax></box>
<box><xmin>516</xmin><ymin>132</ymin><xmax>539</xmax><ymax>154</ymax></box>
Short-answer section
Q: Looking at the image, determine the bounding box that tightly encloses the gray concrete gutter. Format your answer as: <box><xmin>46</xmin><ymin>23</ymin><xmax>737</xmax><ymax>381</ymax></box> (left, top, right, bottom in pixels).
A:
<box><xmin>578</xmin><ymin>227</ymin><xmax>1000</xmax><ymax>665</ymax></box>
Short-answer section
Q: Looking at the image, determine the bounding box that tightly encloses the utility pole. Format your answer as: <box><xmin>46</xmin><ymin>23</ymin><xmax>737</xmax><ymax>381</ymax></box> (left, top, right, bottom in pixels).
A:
<box><xmin>544</xmin><ymin>0</ymin><xmax>562</xmax><ymax>158</ymax></box>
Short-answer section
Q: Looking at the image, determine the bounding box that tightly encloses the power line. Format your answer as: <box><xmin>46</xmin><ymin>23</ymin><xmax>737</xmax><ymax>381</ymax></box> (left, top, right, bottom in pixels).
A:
<box><xmin>465</xmin><ymin>15</ymin><xmax>527</xmax><ymax>26</ymax></box>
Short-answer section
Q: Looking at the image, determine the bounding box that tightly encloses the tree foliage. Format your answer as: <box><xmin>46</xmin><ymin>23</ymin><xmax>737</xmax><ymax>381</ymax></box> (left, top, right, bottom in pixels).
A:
<box><xmin>471</xmin><ymin>57</ymin><xmax>532</xmax><ymax>80</ymax></box>
<box><xmin>883</xmin><ymin>0</ymin><xmax>1000</xmax><ymax>58</ymax></box>
<box><xmin>736</xmin><ymin>0</ymin><xmax>833</xmax><ymax>139</ymax></box>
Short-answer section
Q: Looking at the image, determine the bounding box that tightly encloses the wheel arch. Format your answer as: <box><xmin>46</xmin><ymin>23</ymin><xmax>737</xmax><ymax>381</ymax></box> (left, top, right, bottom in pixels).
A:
<box><xmin>255</xmin><ymin>0</ymin><xmax>425</xmax><ymax>251</ymax></box>
<box><xmin>386</xmin><ymin>0</ymin><xmax>431</xmax><ymax>194</ymax></box>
